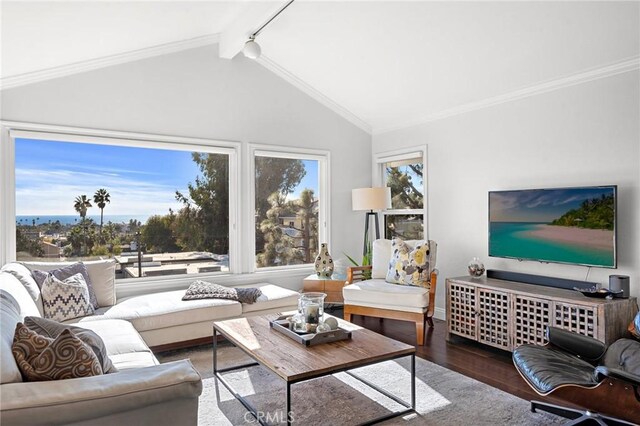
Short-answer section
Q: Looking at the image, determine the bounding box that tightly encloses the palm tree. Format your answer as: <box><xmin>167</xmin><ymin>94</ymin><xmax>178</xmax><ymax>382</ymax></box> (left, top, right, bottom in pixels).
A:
<box><xmin>93</xmin><ymin>189</ymin><xmax>111</xmax><ymax>236</ymax></box>
<box><xmin>73</xmin><ymin>195</ymin><xmax>92</xmax><ymax>219</ymax></box>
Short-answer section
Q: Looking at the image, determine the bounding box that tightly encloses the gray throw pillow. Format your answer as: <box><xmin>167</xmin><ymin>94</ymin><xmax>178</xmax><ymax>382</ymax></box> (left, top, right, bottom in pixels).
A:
<box><xmin>24</xmin><ymin>316</ymin><xmax>117</xmax><ymax>374</ymax></box>
<box><xmin>31</xmin><ymin>263</ymin><xmax>99</xmax><ymax>309</ymax></box>
<box><xmin>182</xmin><ymin>280</ymin><xmax>262</xmax><ymax>304</ymax></box>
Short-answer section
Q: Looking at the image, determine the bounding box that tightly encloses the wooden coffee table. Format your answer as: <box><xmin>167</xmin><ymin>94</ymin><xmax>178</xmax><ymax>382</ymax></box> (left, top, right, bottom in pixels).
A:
<box><xmin>213</xmin><ymin>314</ymin><xmax>416</xmax><ymax>426</ymax></box>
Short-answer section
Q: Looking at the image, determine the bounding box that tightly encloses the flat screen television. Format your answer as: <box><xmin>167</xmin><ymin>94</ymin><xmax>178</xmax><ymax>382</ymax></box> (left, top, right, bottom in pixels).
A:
<box><xmin>488</xmin><ymin>186</ymin><xmax>617</xmax><ymax>268</ymax></box>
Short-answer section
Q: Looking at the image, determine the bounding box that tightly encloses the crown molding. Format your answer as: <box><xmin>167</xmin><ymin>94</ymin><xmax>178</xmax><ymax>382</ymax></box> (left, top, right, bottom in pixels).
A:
<box><xmin>0</xmin><ymin>34</ymin><xmax>220</xmax><ymax>91</ymax></box>
<box><xmin>256</xmin><ymin>54</ymin><xmax>372</xmax><ymax>134</ymax></box>
<box><xmin>373</xmin><ymin>56</ymin><xmax>640</xmax><ymax>135</ymax></box>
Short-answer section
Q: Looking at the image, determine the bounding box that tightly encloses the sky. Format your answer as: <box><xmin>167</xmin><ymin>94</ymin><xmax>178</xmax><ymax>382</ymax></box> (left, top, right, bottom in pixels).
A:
<box><xmin>16</xmin><ymin>138</ymin><xmax>319</xmax><ymax>216</ymax></box>
<box><xmin>489</xmin><ymin>187</ymin><xmax>615</xmax><ymax>222</ymax></box>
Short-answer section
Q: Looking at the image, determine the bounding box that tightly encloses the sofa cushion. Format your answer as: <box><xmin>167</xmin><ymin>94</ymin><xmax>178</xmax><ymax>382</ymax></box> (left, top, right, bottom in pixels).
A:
<box><xmin>513</xmin><ymin>344</ymin><xmax>598</xmax><ymax>394</ymax></box>
<box><xmin>31</xmin><ymin>262</ymin><xmax>99</xmax><ymax>309</ymax></box>
<box><xmin>0</xmin><ymin>270</ymin><xmax>42</xmax><ymax>317</ymax></box>
<box><xmin>23</xmin><ymin>260</ymin><xmax>117</xmax><ymax>307</ymax></box>
<box><xmin>41</xmin><ymin>273</ymin><xmax>95</xmax><ymax>322</ymax></box>
<box><xmin>69</xmin><ymin>290</ymin><xmax>242</xmax><ymax>332</ymax></box>
<box><xmin>241</xmin><ymin>283</ymin><xmax>300</xmax><ymax>314</ymax></box>
<box><xmin>386</xmin><ymin>238</ymin><xmax>431</xmax><ymax>288</ymax></box>
<box><xmin>1</xmin><ymin>263</ymin><xmax>44</xmax><ymax>315</ymax></box>
<box><xmin>12</xmin><ymin>323</ymin><xmax>103</xmax><ymax>381</ymax></box>
<box><xmin>65</xmin><ymin>319</ymin><xmax>157</xmax><ymax>370</ymax></box>
<box><xmin>1</xmin><ymin>290</ymin><xmax>24</xmax><ymax>383</ymax></box>
<box><xmin>24</xmin><ymin>316</ymin><xmax>117</xmax><ymax>374</ymax></box>
<box><xmin>343</xmin><ymin>279</ymin><xmax>429</xmax><ymax>313</ymax></box>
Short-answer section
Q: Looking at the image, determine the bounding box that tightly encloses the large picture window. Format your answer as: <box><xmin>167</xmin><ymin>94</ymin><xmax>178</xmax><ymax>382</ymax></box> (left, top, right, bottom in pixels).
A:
<box><xmin>252</xmin><ymin>148</ymin><xmax>328</xmax><ymax>269</ymax></box>
<box><xmin>376</xmin><ymin>150</ymin><xmax>426</xmax><ymax>240</ymax></box>
<box><xmin>13</xmin><ymin>135</ymin><xmax>236</xmax><ymax>279</ymax></box>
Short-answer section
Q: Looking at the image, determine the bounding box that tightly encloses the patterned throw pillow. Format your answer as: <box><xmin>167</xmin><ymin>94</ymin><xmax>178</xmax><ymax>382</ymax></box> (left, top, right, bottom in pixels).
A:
<box><xmin>12</xmin><ymin>323</ymin><xmax>102</xmax><ymax>381</ymax></box>
<box><xmin>182</xmin><ymin>280</ymin><xmax>262</xmax><ymax>304</ymax></box>
<box><xmin>41</xmin><ymin>273</ymin><xmax>95</xmax><ymax>322</ymax></box>
<box><xmin>24</xmin><ymin>316</ymin><xmax>117</xmax><ymax>374</ymax></box>
<box><xmin>385</xmin><ymin>238</ymin><xmax>431</xmax><ymax>289</ymax></box>
<box><xmin>31</xmin><ymin>263</ymin><xmax>99</xmax><ymax>309</ymax></box>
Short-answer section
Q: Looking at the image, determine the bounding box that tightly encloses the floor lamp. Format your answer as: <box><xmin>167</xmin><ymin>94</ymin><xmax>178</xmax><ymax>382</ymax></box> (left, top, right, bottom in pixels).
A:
<box><xmin>352</xmin><ymin>187</ymin><xmax>392</xmax><ymax>257</ymax></box>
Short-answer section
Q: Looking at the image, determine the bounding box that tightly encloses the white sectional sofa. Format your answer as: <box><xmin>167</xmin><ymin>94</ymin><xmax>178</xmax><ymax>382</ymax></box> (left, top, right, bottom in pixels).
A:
<box><xmin>12</xmin><ymin>259</ymin><xmax>300</xmax><ymax>348</ymax></box>
<box><xmin>0</xmin><ymin>259</ymin><xmax>300</xmax><ymax>425</ymax></box>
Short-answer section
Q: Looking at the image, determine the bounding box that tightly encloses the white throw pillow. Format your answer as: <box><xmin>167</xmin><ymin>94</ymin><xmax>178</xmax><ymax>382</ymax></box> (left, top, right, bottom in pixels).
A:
<box><xmin>41</xmin><ymin>273</ymin><xmax>95</xmax><ymax>322</ymax></box>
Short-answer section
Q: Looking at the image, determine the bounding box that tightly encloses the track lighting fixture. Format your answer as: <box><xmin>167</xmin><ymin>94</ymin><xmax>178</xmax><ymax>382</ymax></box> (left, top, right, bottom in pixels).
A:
<box><xmin>242</xmin><ymin>0</ymin><xmax>295</xmax><ymax>60</ymax></box>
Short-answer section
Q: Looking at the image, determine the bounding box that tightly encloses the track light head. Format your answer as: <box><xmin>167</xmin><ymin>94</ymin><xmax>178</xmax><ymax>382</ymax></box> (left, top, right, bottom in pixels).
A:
<box><xmin>242</xmin><ymin>37</ymin><xmax>261</xmax><ymax>59</ymax></box>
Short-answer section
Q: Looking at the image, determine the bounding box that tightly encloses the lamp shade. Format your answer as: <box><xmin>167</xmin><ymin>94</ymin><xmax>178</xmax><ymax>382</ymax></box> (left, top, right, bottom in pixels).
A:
<box><xmin>352</xmin><ymin>187</ymin><xmax>391</xmax><ymax>211</ymax></box>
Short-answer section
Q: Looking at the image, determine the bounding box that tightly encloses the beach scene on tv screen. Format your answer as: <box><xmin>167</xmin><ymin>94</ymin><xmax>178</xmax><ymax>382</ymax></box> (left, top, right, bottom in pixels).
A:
<box><xmin>489</xmin><ymin>187</ymin><xmax>615</xmax><ymax>267</ymax></box>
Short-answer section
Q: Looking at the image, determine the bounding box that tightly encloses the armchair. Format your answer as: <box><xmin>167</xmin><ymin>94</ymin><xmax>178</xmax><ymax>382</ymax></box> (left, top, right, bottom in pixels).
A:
<box><xmin>513</xmin><ymin>322</ymin><xmax>640</xmax><ymax>425</ymax></box>
<box><xmin>343</xmin><ymin>239</ymin><xmax>437</xmax><ymax>346</ymax></box>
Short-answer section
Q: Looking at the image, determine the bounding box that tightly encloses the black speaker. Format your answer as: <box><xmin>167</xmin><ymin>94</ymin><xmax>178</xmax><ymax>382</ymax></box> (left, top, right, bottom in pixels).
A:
<box><xmin>609</xmin><ymin>275</ymin><xmax>630</xmax><ymax>298</ymax></box>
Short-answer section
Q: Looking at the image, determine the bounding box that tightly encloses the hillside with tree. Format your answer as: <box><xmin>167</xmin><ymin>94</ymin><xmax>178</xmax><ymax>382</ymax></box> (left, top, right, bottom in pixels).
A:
<box><xmin>550</xmin><ymin>194</ymin><xmax>615</xmax><ymax>230</ymax></box>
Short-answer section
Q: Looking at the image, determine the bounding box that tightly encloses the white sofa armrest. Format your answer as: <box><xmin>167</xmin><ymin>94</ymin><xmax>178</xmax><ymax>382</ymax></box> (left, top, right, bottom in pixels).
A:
<box><xmin>0</xmin><ymin>360</ymin><xmax>202</xmax><ymax>425</ymax></box>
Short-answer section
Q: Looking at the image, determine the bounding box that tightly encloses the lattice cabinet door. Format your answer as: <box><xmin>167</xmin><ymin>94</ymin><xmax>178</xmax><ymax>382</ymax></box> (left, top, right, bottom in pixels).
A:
<box><xmin>513</xmin><ymin>295</ymin><xmax>552</xmax><ymax>348</ymax></box>
<box><xmin>477</xmin><ymin>288</ymin><xmax>510</xmax><ymax>350</ymax></box>
<box><xmin>553</xmin><ymin>302</ymin><xmax>598</xmax><ymax>339</ymax></box>
<box><xmin>447</xmin><ymin>281</ymin><xmax>477</xmax><ymax>339</ymax></box>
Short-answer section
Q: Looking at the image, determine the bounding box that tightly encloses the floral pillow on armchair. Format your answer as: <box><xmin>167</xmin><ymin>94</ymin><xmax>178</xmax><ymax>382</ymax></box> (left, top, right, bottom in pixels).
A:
<box><xmin>385</xmin><ymin>237</ymin><xmax>431</xmax><ymax>289</ymax></box>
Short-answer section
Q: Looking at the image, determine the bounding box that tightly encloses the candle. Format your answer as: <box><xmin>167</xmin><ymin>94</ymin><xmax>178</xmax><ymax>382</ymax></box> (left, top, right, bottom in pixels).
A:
<box><xmin>304</xmin><ymin>303</ymin><xmax>320</xmax><ymax>324</ymax></box>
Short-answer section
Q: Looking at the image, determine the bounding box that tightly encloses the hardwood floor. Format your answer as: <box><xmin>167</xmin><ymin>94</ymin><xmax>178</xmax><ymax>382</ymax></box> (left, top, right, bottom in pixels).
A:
<box><xmin>345</xmin><ymin>314</ymin><xmax>583</xmax><ymax>411</ymax></box>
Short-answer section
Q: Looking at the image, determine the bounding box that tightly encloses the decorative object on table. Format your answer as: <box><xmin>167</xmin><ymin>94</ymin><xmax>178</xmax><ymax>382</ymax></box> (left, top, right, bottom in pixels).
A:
<box><xmin>289</xmin><ymin>312</ymin><xmax>306</xmax><ymax>333</ymax></box>
<box><xmin>352</xmin><ymin>187</ymin><xmax>392</xmax><ymax>257</ymax></box>
<box><xmin>270</xmin><ymin>317</ymin><xmax>352</xmax><ymax>346</ymax></box>
<box><xmin>316</xmin><ymin>322</ymin><xmax>331</xmax><ymax>333</ymax></box>
<box><xmin>300</xmin><ymin>292</ymin><xmax>326</xmax><ymax>332</ymax></box>
<box><xmin>467</xmin><ymin>257</ymin><xmax>485</xmax><ymax>278</ymax></box>
<box><xmin>324</xmin><ymin>316</ymin><xmax>339</xmax><ymax>330</ymax></box>
<box><xmin>609</xmin><ymin>275</ymin><xmax>630</xmax><ymax>298</ymax></box>
<box><xmin>314</xmin><ymin>243</ymin><xmax>334</xmax><ymax>278</ymax></box>
<box><xmin>573</xmin><ymin>286</ymin><xmax>622</xmax><ymax>299</ymax></box>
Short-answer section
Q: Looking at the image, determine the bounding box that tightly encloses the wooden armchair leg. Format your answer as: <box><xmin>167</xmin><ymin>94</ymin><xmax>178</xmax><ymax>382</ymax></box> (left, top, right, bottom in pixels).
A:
<box><xmin>426</xmin><ymin>316</ymin><xmax>434</xmax><ymax>328</ymax></box>
<box><xmin>416</xmin><ymin>320</ymin><xmax>425</xmax><ymax>346</ymax></box>
<box><xmin>344</xmin><ymin>312</ymin><xmax>352</xmax><ymax>322</ymax></box>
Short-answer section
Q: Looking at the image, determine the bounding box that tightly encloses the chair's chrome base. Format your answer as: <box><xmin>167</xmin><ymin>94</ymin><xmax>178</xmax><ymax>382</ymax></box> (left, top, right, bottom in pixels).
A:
<box><xmin>531</xmin><ymin>400</ymin><xmax>636</xmax><ymax>426</ymax></box>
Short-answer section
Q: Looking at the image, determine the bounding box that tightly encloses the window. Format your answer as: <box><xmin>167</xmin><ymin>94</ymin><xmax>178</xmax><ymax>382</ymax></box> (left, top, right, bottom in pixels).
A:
<box><xmin>9</xmin><ymin>131</ymin><xmax>238</xmax><ymax>280</ymax></box>
<box><xmin>376</xmin><ymin>149</ymin><xmax>426</xmax><ymax>240</ymax></box>
<box><xmin>252</xmin><ymin>147</ymin><xmax>329</xmax><ymax>269</ymax></box>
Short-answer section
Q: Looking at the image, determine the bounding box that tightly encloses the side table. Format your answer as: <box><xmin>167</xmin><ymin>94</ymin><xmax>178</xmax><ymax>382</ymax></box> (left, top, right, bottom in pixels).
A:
<box><xmin>302</xmin><ymin>274</ymin><xmax>347</xmax><ymax>304</ymax></box>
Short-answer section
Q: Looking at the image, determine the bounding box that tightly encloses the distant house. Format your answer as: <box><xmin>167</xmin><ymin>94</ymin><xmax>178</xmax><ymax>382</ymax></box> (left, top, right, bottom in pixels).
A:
<box><xmin>39</xmin><ymin>241</ymin><xmax>61</xmax><ymax>258</ymax></box>
<box><xmin>279</xmin><ymin>216</ymin><xmax>303</xmax><ymax>229</ymax></box>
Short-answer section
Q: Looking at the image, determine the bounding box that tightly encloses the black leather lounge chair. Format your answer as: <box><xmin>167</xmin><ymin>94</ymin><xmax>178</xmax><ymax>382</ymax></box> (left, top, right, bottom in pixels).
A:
<box><xmin>513</xmin><ymin>318</ymin><xmax>640</xmax><ymax>425</ymax></box>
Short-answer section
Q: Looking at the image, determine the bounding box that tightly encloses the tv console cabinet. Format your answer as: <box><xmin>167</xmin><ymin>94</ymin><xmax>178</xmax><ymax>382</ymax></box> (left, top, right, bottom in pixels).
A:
<box><xmin>446</xmin><ymin>276</ymin><xmax>638</xmax><ymax>351</ymax></box>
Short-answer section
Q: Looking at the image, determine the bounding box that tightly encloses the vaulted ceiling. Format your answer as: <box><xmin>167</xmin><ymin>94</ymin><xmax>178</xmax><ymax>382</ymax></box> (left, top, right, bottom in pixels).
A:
<box><xmin>2</xmin><ymin>1</ymin><xmax>639</xmax><ymax>134</ymax></box>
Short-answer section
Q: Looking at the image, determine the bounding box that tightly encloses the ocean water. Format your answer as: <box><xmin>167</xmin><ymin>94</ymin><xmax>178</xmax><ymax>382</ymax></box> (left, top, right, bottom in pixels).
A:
<box><xmin>16</xmin><ymin>215</ymin><xmax>150</xmax><ymax>226</ymax></box>
<box><xmin>489</xmin><ymin>222</ymin><xmax>615</xmax><ymax>267</ymax></box>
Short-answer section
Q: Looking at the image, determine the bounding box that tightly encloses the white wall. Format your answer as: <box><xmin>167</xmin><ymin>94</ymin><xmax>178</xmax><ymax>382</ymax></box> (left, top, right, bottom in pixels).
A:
<box><xmin>0</xmin><ymin>44</ymin><xmax>372</xmax><ymax>292</ymax></box>
<box><xmin>374</xmin><ymin>71</ymin><xmax>640</xmax><ymax>314</ymax></box>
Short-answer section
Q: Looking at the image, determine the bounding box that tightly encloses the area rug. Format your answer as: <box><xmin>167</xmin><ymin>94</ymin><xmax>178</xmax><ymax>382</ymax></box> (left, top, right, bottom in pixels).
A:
<box><xmin>157</xmin><ymin>344</ymin><xmax>561</xmax><ymax>425</ymax></box>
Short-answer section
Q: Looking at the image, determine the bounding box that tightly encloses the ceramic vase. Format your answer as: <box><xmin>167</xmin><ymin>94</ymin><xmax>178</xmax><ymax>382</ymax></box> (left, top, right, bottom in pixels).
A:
<box><xmin>314</xmin><ymin>243</ymin><xmax>334</xmax><ymax>278</ymax></box>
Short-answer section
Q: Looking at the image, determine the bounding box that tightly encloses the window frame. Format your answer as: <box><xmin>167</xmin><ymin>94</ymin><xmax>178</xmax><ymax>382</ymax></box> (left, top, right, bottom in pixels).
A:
<box><xmin>0</xmin><ymin>121</ymin><xmax>242</xmax><ymax>280</ymax></box>
<box><xmin>247</xmin><ymin>143</ymin><xmax>330</xmax><ymax>273</ymax></box>
<box><xmin>374</xmin><ymin>146</ymin><xmax>428</xmax><ymax>241</ymax></box>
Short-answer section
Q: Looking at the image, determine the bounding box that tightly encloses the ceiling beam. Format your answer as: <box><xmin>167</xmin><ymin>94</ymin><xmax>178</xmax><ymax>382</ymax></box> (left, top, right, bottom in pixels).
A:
<box><xmin>219</xmin><ymin>1</ymin><xmax>290</xmax><ymax>59</ymax></box>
